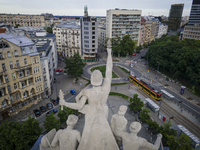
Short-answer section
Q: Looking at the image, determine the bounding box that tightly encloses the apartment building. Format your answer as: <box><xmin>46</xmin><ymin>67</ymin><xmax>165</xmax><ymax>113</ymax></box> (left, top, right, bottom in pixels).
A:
<box><xmin>106</xmin><ymin>8</ymin><xmax>141</xmax><ymax>43</ymax></box>
<box><xmin>0</xmin><ymin>14</ymin><xmax>45</xmax><ymax>27</ymax></box>
<box><xmin>98</xmin><ymin>24</ymin><xmax>106</xmax><ymax>48</ymax></box>
<box><xmin>138</xmin><ymin>17</ymin><xmax>146</xmax><ymax>45</ymax></box>
<box><xmin>81</xmin><ymin>6</ymin><xmax>98</xmax><ymax>60</ymax></box>
<box><xmin>0</xmin><ymin>29</ymin><xmax>44</xmax><ymax>121</ymax></box>
<box><xmin>183</xmin><ymin>0</ymin><xmax>200</xmax><ymax>40</ymax></box>
<box><xmin>53</xmin><ymin>22</ymin><xmax>81</xmax><ymax>57</ymax></box>
<box><xmin>157</xmin><ymin>23</ymin><xmax>168</xmax><ymax>38</ymax></box>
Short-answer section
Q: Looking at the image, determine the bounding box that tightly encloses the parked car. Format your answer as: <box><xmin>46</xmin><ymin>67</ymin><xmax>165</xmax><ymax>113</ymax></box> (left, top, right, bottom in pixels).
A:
<box><xmin>56</xmin><ymin>69</ymin><xmax>63</xmax><ymax>72</ymax></box>
<box><xmin>70</xmin><ymin>90</ymin><xmax>76</xmax><ymax>95</ymax></box>
<box><xmin>132</xmin><ymin>53</ymin><xmax>137</xmax><ymax>56</ymax></box>
<box><xmin>46</xmin><ymin>103</ymin><xmax>53</xmax><ymax>110</ymax></box>
<box><xmin>40</xmin><ymin>106</ymin><xmax>47</xmax><ymax>112</ymax></box>
<box><xmin>33</xmin><ymin>109</ymin><xmax>41</xmax><ymax>117</ymax></box>
<box><xmin>52</xmin><ymin>99</ymin><xmax>59</xmax><ymax>106</ymax></box>
<box><xmin>46</xmin><ymin>109</ymin><xmax>58</xmax><ymax>116</ymax></box>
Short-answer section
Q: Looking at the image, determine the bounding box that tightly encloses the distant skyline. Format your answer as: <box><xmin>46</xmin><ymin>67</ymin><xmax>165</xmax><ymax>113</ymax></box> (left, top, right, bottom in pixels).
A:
<box><xmin>0</xmin><ymin>0</ymin><xmax>193</xmax><ymax>17</ymax></box>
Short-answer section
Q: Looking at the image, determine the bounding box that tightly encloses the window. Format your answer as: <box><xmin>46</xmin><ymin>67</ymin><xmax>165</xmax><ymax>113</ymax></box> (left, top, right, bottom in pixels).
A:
<box><xmin>18</xmin><ymin>103</ymin><xmax>21</xmax><ymax>108</ymax></box>
<box><xmin>84</xmin><ymin>44</ymin><xmax>89</xmax><ymax>48</ymax></box>
<box><xmin>26</xmin><ymin>69</ymin><xmax>29</xmax><ymax>76</ymax></box>
<box><xmin>14</xmin><ymin>83</ymin><xmax>17</xmax><ymax>90</ymax></box>
<box><xmin>43</xmin><ymin>68</ymin><xmax>46</xmax><ymax>73</ymax></box>
<box><xmin>16</xmin><ymin>60</ymin><xmax>20</xmax><ymax>67</ymax></box>
<box><xmin>0</xmin><ymin>89</ymin><xmax>4</xmax><ymax>97</ymax></box>
<box><xmin>35</xmin><ymin>77</ymin><xmax>37</xmax><ymax>83</ymax></box>
<box><xmin>84</xmin><ymin>36</ymin><xmax>89</xmax><ymax>39</ymax></box>
<box><xmin>30</xmin><ymin>89</ymin><xmax>33</xmax><ymax>95</ymax></box>
<box><xmin>1</xmin><ymin>100</ymin><xmax>6</xmax><ymax>108</ymax></box>
<box><xmin>84</xmin><ymin>27</ymin><xmax>89</xmax><ymax>30</ymax></box>
<box><xmin>84</xmin><ymin>31</ymin><xmax>89</xmax><ymax>34</ymax></box>
<box><xmin>35</xmin><ymin>57</ymin><xmax>37</xmax><ymax>64</ymax></box>
<box><xmin>4</xmin><ymin>75</ymin><xmax>9</xmax><ymax>82</ymax></box>
<box><xmin>34</xmin><ymin>68</ymin><xmax>36</xmax><ymax>74</ymax></box>
<box><xmin>38</xmin><ymin>67</ymin><xmax>40</xmax><ymax>72</ymax></box>
<box><xmin>44</xmin><ymin>83</ymin><xmax>47</xmax><ymax>88</ymax></box>
<box><xmin>10</xmin><ymin>96</ymin><xmax>13</xmax><ymax>103</ymax></box>
<box><xmin>28</xmin><ymin>79</ymin><xmax>31</xmax><ymax>85</ymax></box>
<box><xmin>84</xmin><ymin>40</ymin><xmax>89</xmax><ymax>43</ymax></box>
<box><xmin>24</xmin><ymin>58</ymin><xmax>27</xmax><ymax>65</ymax></box>
<box><xmin>19</xmin><ymin>70</ymin><xmax>23</xmax><ymax>78</ymax></box>
<box><xmin>21</xmin><ymin>48</ymin><xmax>25</xmax><ymax>54</ymax></box>
<box><xmin>44</xmin><ymin>75</ymin><xmax>46</xmax><ymax>81</ymax></box>
<box><xmin>21</xmin><ymin>81</ymin><xmax>25</xmax><ymax>88</ymax></box>
<box><xmin>24</xmin><ymin>101</ymin><xmax>28</xmax><ymax>106</ymax></box>
<box><xmin>32</xmin><ymin>58</ymin><xmax>35</xmax><ymax>64</ymax></box>
<box><xmin>84</xmin><ymin>22</ymin><xmax>88</xmax><ymax>25</ymax></box>
<box><xmin>23</xmin><ymin>91</ymin><xmax>28</xmax><ymax>98</ymax></box>
<box><xmin>9</xmin><ymin>61</ymin><xmax>13</xmax><ymax>69</ymax></box>
<box><xmin>0</xmin><ymin>52</ymin><xmax>3</xmax><ymax>59</ymax></box>
<box><xmin>37</xmin><ymin>77</ymin><xmax>39</xmax><ymax>82</ymax></box>
<box><xmin>40</xmin><ymin>85</ymin><xmax>42</xmax><ymax>91</ymax></box>
<box><xmin>2</xmin><ymin>63</ymin><xmax>6</xmax><ymax>71</ymax></box>
<box><xmin>36</xmin><ymin>87</ymin><xmax>38</xmax><ymax>92</ymax></box>
<box><xmin>7</xmin><ymin>51</ymin><xmax>11</xmax><ymax>58</ymax></box>
<box><xmin>7</xmin><ymin>85</ymin><xmax>11</xmax><ymax>93</ymax></box>
<box><xmin>36</xmin><ymin>57</ymin><xmax>39</xmax><ymax>63</ymax></box>
<box><xmin>30</xmin><ymin>46</ymin><xmax>33</xmax><ymax>52</ymax></box>
<box><xmin>39</xmin><ymin>76</ymin><xmax>41</xmax><ymax>82</ymax></box>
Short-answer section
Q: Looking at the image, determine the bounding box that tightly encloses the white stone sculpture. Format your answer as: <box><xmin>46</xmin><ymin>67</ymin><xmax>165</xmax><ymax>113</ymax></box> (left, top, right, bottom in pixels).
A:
<box><xmin>116</xmin><ymin>122</ymin><xmax>162</xmax><ymax>150</ymax></box>
<box><xmin>111</xmin><ymin>105</ymin><xmax>128</xmax><ymax>148</ymax></box>
<box><xmin>51</xmin><ymin>115</ymin><xmax>81</xmax><ymax>150</ymax></box>
<box><xmin>40</xmin><ymin>129</ymin><xmax>59</xmax><ymax>150</ymax></box>
<box><xmin>59</xmin><ymin>39</ymin><xmax>119</xmax><ymax>150</ymax></box>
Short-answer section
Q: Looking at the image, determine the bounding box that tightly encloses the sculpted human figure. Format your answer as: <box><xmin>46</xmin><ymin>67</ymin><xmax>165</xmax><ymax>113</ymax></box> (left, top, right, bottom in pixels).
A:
<box><xmin>116</xmin><ymin>122</ymin><xmax>162</xmax><ymax>150</ymax></box>
<box><xmin>59</xmin><ymin>39</ymin><xmax>119</xmax><ymax>150</ymax></box>
<box><xmin>111</xmin><ymin>105</ymin><xmax>128</xmax><ymax>148</ymax></box>
<box><xmin>51</xmin><ymin>115</ymin><xmax>81</xmax><ymax>150</ymax></box>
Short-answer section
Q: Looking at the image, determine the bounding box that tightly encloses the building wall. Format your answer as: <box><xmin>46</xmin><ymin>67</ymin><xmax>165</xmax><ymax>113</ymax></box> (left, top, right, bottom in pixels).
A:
<box><xmin>98</xmin><ymin>26</ymin><xmax>106</xmax><ymax>48</ymax></box>
<box><xmin>81</xmin><ymin>17</ymin><xmax>98</xmax><ymax>59</ymax></box>
<box><xmin>0</xmin><ymin>14</ymin><xmax>45</xmax><ymax>27</ymax></box>
<box><xmin>106</xmin><ymin>9</ymin><xmax>141</xmax><ymax>44</ymax></box>
<box><xmin>0</xmin><ymin>37</ymin><xmax>44</xmax><ymax>121</ymax></box>
<box><xmin>182</xmin><ymin>25</ymin><xmax>200</xmax><ymax>40</ymax></box>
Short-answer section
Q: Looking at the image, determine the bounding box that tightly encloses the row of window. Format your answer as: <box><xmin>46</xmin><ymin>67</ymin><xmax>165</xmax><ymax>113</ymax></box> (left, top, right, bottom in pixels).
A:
<box><xmin>35</xmin><ymin>76</ymin><xmax>42</xmax><ymax>83</ymax></box>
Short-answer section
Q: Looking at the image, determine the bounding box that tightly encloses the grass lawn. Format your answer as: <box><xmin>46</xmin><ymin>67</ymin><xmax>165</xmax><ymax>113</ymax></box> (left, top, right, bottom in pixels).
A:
<box><xmin>91</xmin><ymin>65</ymin><xmax>119</xmax><ymax>78</ymax></box>
<box><xmin>117</xmin><ymin>66</ymin><xmax>130</xmax><ymax>74</ymax></box>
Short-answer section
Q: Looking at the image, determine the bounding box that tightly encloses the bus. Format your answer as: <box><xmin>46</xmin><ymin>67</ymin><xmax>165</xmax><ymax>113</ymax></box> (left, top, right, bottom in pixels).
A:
<box><xmin>129</xmin><ymin>74</ymin><xmax>161</xmax><ymax>101</ymax></box>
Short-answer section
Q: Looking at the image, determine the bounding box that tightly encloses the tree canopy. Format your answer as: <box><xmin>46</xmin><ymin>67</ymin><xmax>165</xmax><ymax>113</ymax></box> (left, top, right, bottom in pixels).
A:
<box><xmin>0</xmin><ymin>117</ymin><xmax>42</xmax><ymax>150</ymax></box>
<box><xmin>64</xmin><ymin>53</ymin><xmax>86</xmax><ymax>82</ymax></box>
<box><xmin>110</xmin><ymin>34</ymin><xmax>137</xmax><ymax>57</ymax></box>
<box><xmin>145</xmin><ymin>36</ymin><xmax>200</xmax><ymax>85</ymax></box>
<box><xmin>128</xmin><ymin>94</ymin><xmax>144</xmax><ymax>112</ymax></box>
<box><xmin>44</xmin><ymin>113</ymin><xmax>61</xmax><ymax>132</ymax></box>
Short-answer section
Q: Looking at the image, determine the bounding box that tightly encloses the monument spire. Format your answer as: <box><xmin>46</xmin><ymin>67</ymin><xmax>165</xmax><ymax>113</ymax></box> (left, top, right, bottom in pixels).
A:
<box><xmin>84</xmin><ymin>5</ymin><xmax>88</xmax><ymax>17</ymax></box>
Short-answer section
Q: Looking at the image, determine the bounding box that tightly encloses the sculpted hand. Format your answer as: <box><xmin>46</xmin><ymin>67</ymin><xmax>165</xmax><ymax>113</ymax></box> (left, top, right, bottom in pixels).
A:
<box><xmin>157</xmin><ymin>133</ymin><xmax>162</xmax><ymax>138</ymax></box>
<box><xmin>59</xmin><ymin>99</ymin><xmax>65</xmax><ymax>107</ymax></box>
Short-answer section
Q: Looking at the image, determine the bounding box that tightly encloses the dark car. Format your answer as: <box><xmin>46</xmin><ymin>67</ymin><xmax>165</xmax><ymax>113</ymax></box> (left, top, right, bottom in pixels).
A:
<box><xmin>46</xmin><ymin>109</ymin><xmax>58</xmax><ymax>116</ymax></box>
<box><xmin>52</xmin><ymin>99</ymin><xmax>59</xmax><ymax>106</ymax></box>
<box><xmin>46</xmin><ymin>103</ymin><xmax>53</xmax><ymax>110</ymax></box>
<box><xmin>70</xmin><ymin>90</ymin><xmax>76</xmax><ymax>95</ymax></box>
<box><xmin>33</xmin><ymin>109</ymin><xmax>41</xmax><ymax>117</ymax></box>
<box><xmin>40</xmin><ymin>106</ymin><xmax>47</xmax><ymax>112</ymax></box>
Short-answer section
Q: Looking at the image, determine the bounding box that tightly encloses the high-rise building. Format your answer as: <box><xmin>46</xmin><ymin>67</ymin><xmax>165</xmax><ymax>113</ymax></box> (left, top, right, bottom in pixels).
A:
<box><xmin>182</xmin><ymin>0</ymin><xmax>200</xmax><ymax>40</ymax></box>
<box><xmin>106</xmin><ymin>9</ymin><xmax>141</xmax><ymax>43</ymax></box>
<box><xmin>0</xmin><ymin>14</ymin><xmax>45</xmax><ymax>27</ymax></box>
<box><xmin>81</xmin><ymin>6</ymin><xmax>98</xmax><ymax>60</ymax></box>
<box><xmin>0</xmin><ymin>29</ymin><xmax>44</xmax><ymax>121</ymax></box>
<box><xmin>168</xmin><ymin>4</ymin><xmax>184</xmax><ymax>31</ymax></box>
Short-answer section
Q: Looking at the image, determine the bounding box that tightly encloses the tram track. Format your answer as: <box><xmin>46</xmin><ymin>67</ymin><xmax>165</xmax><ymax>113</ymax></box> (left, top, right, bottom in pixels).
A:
<box><xmin>130</xmin><ymin>83</ymin><xmax>200</xmax><ymax>138</ymax></box>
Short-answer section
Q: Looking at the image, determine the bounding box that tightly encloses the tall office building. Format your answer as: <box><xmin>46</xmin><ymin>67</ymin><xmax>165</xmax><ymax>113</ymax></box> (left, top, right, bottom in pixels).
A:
<box><xmin>81</xmin><ymin>6</ymin><xmax>98</xmax><ymax>60</ymax></box>
<box><xmin>183</xmin><ymin>0</ymin><xmax>200</xmax><ymax>40</ymax></box>
<box><xmin>168</xmin><ymin>4</ymin><xmax>184</xmax><ymax>31</ymax></box>
<box><xmin>106</xmin><ymin>9</ymin><xmax>141</xmax><ymax>43</ymax></box>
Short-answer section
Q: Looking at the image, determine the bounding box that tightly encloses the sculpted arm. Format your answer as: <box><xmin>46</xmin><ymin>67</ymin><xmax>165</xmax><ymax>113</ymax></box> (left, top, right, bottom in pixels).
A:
<box><xmin>51</xmin><ymin>130</ymin><xmax>61</xmax><ymax>147</ymax></box>
<box><xmin>142</xmin><ymin>134</ymin><xmax>162</xmax><ymax>150</ymax></box>
<box><xmin>59</xmin><ymin>91</ymin><xmax>87</xmax><ymax>110</ymax></box>
<box><xmin>102</xmin><ymin>40</ymin><xmax>112</xmax><ymax>92</ymax></box>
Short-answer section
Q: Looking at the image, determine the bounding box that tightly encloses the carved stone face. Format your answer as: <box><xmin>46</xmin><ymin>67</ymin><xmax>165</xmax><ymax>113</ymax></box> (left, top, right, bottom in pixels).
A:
<box><xmin>129</xmin><ymin>122</ymin><xmax>141</xmax><ymax>134</ymax></box>
<box><xmin>67</xmin><ymin>115</ymin><xmax>78</xmax><ymax>127</ymax></box>
<box><xmin>91</xmin><ymin>70</ymin><xmax>103</xmax><ymax>86</ymax></box>
<box><xmin>118</xmin><ymin>105</ymin><xmax>127</xmax><ymax>116</ymax></box>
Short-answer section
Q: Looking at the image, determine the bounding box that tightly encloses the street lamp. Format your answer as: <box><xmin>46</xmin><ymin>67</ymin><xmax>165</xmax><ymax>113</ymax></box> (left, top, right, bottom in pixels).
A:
<box><xmin>157</xmin><ymin>99</ymin><xmax>162</xmax><ymax>117</ymax></box>
<box><xmin>156</xmin><ymin>61</ymin><xmax>159</xmax><ymax>79</ymax></box>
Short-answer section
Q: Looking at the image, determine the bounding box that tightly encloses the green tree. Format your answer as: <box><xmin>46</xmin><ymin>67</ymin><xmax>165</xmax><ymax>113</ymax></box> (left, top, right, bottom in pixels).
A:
<box><xmin>136</xmin><ymin>44</ymin><xmax>142</xmax><ymax>53</ymax></box>
<box><xmin>167</xmin><ymin>135</ymin><xmax>179</xmax><ymax>150</ymax></box>
<box><xmin>15</xmin><ymin>24</ymin><xmax>20</xmax><ymax>28</ymax></box>
<box><xmin>139</xmin><ymin>108</ymin><xmax>151</xmax><ymax>122</ymax></box>
<box><xmin>192</xmin><ymin>86</ymin><xmax>195</xmax><ymax>95</ymax></box>
<box><xmin>65</xmin><ymin>53</ymin><xmax>86</xmax><ymax>82</ymax></box>
<box><xmin>57</xmin><ymin>106</ymin><xmax>78</xmax><ymax>123</ymax></box>
<box><xmin>120</xmin><ymin>34</ymin><xmax>135</xmax><ymax>56</ymax></box>
<box><xmin>0</xmin><ymin>118</ymin><xmax>42</xmax><ymax>150</ymax></box>
<box><xmin>177</xmin><ymin>134</ymin><xmax>192</xmax><ymax>150</ymax></box>
<box><xmin>128</xmin><ymin>94</ymin><xmax>144</xmax><ymax>112</ymax></box>
<box><xmin>143</xmin><ymin>42</ymin><xmax>148</xmax><ymax>48</ymax></box>
<box><xmin>44</xmin><ymin>113</ymin><xmax>61</xmax><ymax>132</ymax></box>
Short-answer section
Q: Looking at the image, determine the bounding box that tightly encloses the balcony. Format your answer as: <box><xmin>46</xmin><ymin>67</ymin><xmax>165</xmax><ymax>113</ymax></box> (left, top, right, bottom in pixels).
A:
<box><xmin>14</xmin><ymin>64</ymin><xmax>32</xmax><ymax>71</ymax></box>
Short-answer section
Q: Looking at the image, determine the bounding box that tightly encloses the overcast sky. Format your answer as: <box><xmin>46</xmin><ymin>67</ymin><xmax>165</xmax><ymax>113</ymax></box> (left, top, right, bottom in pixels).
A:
<box><xmin>0</xmin><ymin>0</ymin><xmax>193</xmax><ymax>17</ymax></box>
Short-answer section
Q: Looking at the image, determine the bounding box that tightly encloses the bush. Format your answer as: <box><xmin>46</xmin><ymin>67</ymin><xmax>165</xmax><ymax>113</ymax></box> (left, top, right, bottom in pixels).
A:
<box><xmin>111</xmin><ymin>82</ymin><xmax>127</xmax><ymax>86</ymax></box>
<box><xmin>109</xmin><ymin>92</ymin><xmax>129</xmax><ymax>100</ymax></box>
